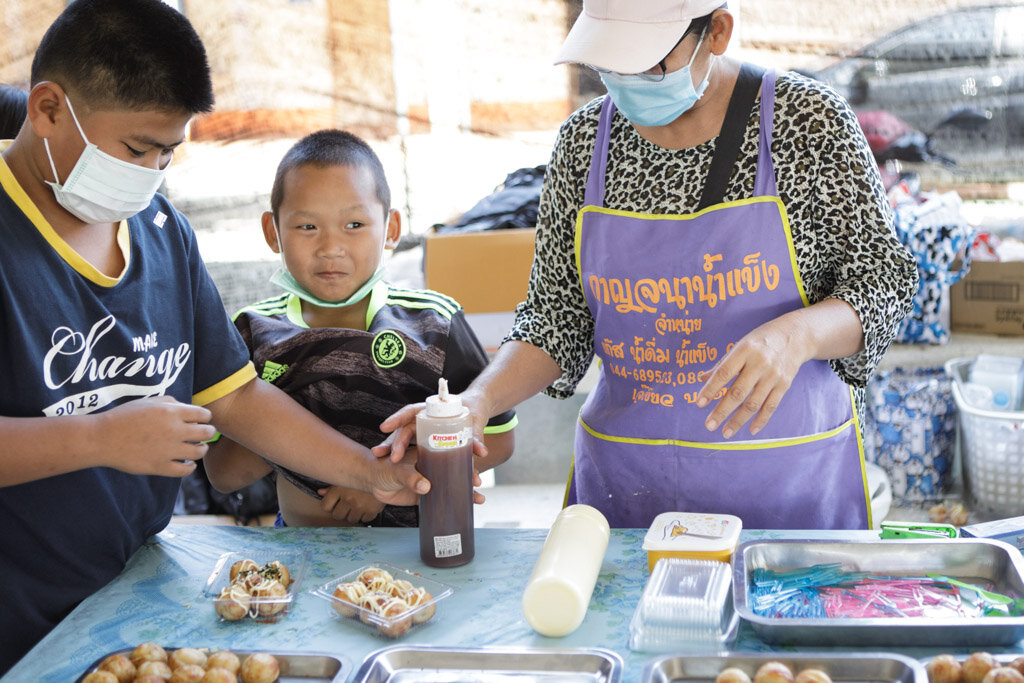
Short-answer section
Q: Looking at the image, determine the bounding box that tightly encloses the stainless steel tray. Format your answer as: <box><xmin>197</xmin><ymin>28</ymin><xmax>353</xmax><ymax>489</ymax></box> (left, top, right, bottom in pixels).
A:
<box><xmin>921</xmin><ymin>654</ymin><xmax>1024</xmax><ymax>667</ymax></box>
<box><xmin>643</xmin><ymin>652</ymin><xmax>927</xmax><ymax>683</ymax></box>
<box><xmin>76</xmin><ymin>648</ymin><xmax>351</xmax><ymax>682</ymax></box>
<box><xmin>733</xmin><ymin>538</ymin><xmax>1024</xmax><ymax>646</ymax></box>
<box><xmin>351</xmin><ymin>645</ymin><xmax>623</xmax><ymax>682</ymax></box>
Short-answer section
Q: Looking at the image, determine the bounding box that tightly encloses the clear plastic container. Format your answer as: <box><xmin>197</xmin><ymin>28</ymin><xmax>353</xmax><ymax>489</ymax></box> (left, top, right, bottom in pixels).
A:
<box><xmin>628</xmin><ymin>557</ymin><xmax>737</xmax><ymax>653</ymax></box>
<box><xmin>969</xmin><ymin>354</ymin><xmax>1024</xmax><ymax>410</ymax></box>
<box><xmin>202</xmin><ymin>550</ymin><xmax>310</xmax><ymax>622</ymax></box>
<box><xmin>961</xmin><ymin>382</ymin><xmax>1013</xmax><ymax>411</ymax></box>
<box><xmin>312</xmin><ymin>562</ymin><xmax>455</xmax><ymax>639</ymax></box>
<box><xmin>642</xmin><ymin>512</ymin><xmax>742</xmax><ymax>572</ymax></box>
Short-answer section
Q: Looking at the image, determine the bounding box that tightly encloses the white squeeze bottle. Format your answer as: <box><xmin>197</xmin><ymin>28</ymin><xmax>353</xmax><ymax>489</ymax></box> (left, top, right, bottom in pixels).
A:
<box><xmin>416</xmin><ymin>378</ymin><xmax>475</xmax><ymax>568</ymax></box>
<box><xmin>522</xmin><ymin>504</ymin><xmax>610</xmax><ymax>637</ymax></box>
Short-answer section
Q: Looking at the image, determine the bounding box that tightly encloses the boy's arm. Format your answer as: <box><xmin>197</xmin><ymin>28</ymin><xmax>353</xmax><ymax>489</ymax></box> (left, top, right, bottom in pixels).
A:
<box><xmin>318</xmin><ymin>486</ymin><xmax>385</xmax><ymax>524</ymax></box>
<box><xmin>478</xmin><ymin>429</ymin><xmax>515</xmax><ymax>473</ymax></box>
<box><xmin>0</xmin><ymin>396</ymin><xmax>213</xmax><ymax>487</ymax></box>
<box><xmin>206</xmin><ymin>377</ymin><xmax>429</xmax><ymax>506</ymax></box>
<box><xmin>204</xmin><ymin>437</ymin><xmax>273</xmax><ymax>494</ymax></box>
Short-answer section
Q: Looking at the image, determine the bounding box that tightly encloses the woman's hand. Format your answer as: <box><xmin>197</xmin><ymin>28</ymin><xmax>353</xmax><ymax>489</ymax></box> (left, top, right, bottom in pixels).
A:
<box><xmin>375</xmin><ymin>391</ymin><xmax>491</xmax><ymax>463</ymax></box>
<box><xmin>696</xmin><ymin>299</ymin><xmax>863</xmax><ymax>438</ymax></box>
<box><xmin>696</xmin><ymin>317</ymin><xmax>809</xmax><ymax>438</ymax></box>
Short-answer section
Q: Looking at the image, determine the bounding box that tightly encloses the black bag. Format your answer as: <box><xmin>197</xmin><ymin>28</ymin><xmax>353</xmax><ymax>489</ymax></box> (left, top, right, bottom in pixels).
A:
<box><xmin>178</xmin><ymin>460</ymin><xmax>278</xmax><ymax>526</ymax></box>
<box><xmin>435</xmin><ymin>165</ymin><xmax>546</xmax><ymax>234</ymax></box>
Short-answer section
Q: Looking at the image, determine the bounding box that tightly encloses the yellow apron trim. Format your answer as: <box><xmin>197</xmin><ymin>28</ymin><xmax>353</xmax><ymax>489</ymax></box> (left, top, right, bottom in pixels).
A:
<box><xmin>572</xmin><ymin>196</ymin><xmax>809</xmax><ymax>308</ymax></box>
<box><xmin>563</xmin><ymin>452</ymin><xmax>575</xmax><ymax>509</ymax></box>
<box><xmin>192</xmin><ymin>362</ymin><xmax>257</xmax><ymax>406</ymax></box>
<box><xmin>571</xmin><ymin>396</ymin><xmax>870</xmax><ymax>527</ymax></box>
<box><xmin>849</xmin><ymin>384</ymin><xmax>873</xmax><ymax>529</ymax></box>
<box><xmin>578</xmin><ymin>413</ymin><xmax>855</xmax><ymax>450</ymax></box>
<box><xmin>0</xmin><ymin>147</ymin><xmax>130</xmax><ymax>287</ymax></box>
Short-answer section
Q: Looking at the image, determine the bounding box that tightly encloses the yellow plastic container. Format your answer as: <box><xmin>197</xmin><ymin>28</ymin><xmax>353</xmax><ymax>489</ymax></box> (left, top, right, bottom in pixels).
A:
<box><xmin>642</xmin><ymin>512</ymin><xmax>742</xmax><ymax>572</ymax></box>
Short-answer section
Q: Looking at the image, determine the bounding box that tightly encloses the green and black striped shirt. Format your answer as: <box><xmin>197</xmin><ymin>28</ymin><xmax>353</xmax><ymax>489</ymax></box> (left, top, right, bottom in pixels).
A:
<box><xmin>233</xmin><ymin>281</ymin><xmax>517</xmax><ymax>526</ymax></box>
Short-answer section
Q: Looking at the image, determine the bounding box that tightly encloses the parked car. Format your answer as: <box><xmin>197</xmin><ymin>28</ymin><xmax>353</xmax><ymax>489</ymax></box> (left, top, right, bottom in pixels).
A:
<box><xmin>801</xmin><ymin>2</ymin><xmax>1024</xmax><ymax>183</ymax></box>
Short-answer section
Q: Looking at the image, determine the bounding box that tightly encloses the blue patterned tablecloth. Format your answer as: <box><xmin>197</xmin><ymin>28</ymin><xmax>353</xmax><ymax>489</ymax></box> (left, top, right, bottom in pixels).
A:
<box><xmin>5</xmin><ymin>525</ymin><xmax>1020</xmax><ymax>682</ymax></box>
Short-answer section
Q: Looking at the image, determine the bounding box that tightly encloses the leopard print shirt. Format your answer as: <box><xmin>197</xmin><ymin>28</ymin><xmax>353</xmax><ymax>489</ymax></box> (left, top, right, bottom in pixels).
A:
<box><xmin>507</xmin><ymin>70</ymin><xmax>918</xmax><ymax>400</ymax></box>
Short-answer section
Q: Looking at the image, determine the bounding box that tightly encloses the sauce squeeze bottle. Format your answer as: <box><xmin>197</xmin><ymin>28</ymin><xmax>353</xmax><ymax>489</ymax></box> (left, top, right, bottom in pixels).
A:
<box><xmin>521</xmin><ymin>504</ymin><xmax>610</xmax><ymax>637</ymax></box>
<box><xmin>416</xmin><ymin>378</ymin><xmax>475</xmax><ymax>567</ymax></box>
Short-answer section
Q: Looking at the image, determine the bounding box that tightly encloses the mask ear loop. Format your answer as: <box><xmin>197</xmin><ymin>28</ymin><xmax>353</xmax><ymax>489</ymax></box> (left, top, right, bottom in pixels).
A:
<box><xmin>43</xmin><ymin>138</ymin><xmax>63</xmax><ymax>186</ymax></box>
<box><xmin>688</xmin><ymin>24</ymin><xmax>716</xmax><ymax>94</ymax></box>
<box><xmin>686</xmin><ymin>24</ymin><xmax>709</xmax><ymax>71</ymax></box>
<box><xmin>43</xmin><ymin>95</ymin><xmax>90</xmax><ymax>186</ymax></box>
<box><xmin>62</xmin><ymin>97</ymin><xmax>89</xmax><ymax>142</ymax></box>
<box><xmin>271</xmin><ymin>214</ymin><xmax>288</xmax><ymax>262</ymax></box>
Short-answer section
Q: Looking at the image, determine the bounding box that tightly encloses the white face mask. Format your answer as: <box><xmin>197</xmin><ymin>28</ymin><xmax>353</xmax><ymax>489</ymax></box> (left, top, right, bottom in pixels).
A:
<box><xmin>43</xmin><ymin>96</ymin><xmax>168</xmax><ymax>224</ymax></box>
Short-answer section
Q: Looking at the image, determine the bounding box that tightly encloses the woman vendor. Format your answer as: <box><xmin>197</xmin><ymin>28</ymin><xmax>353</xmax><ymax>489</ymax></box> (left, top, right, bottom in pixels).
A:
<box><xmin>383</xmin><ymin>0</ymin><xmax>918</xmax><ymax>529</ymax></box>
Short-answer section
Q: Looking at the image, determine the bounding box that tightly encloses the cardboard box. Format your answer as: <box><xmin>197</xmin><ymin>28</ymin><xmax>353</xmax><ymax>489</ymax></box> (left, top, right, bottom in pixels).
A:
<box><xmin>951</xmin><ymin>260</ymin><xmax>1024</xmax><ymax>336</ymax></box>
<box><xmin>423</xmin><ymin>227</ymin><xmax>536</xmax><ymax>315</ymax></box>
<box><xmin>959</xmin><ymin>515</ymin><xmax>1024</xmax><ymax>553</ymax></box>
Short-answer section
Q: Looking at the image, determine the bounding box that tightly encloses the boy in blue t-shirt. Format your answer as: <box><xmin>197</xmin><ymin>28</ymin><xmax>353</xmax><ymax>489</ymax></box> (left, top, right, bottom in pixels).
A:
<box><xmin>0</xmin><ymin>0</ymin><xmax>427</xmax><ymax>673</ymax></box>
<box><xmin>205</xmin><ymin>129</ymin><xmax>517</xmax><ymax>527</ymax></box>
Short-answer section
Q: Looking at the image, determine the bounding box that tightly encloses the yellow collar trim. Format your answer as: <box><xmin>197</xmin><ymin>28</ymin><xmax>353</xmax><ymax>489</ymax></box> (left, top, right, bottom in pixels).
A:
<box><xmin>284</xmin><ymin>293</ymin><xmax>308</xmax><ymax>328</ymax></box>
<box><xmin>0</xmin><ymin>141</ymin><xmax>130</xmax><ymax>287</ymax></box>
<box><xmin>284</xmin><ymin>280</ymin><xmax>389</xmax><ymax>330</ymax></box>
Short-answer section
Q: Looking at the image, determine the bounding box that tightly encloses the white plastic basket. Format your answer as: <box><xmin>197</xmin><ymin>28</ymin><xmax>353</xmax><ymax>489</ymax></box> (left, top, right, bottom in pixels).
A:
<box><xmin>945</xmin><ymin>357</ymin><xmax>1024</xmax><ymax>517</ymax></box>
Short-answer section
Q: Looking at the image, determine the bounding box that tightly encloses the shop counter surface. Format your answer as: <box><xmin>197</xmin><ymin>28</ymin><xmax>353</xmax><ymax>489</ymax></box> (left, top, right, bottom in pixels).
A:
<box><xmin>6</xmin><ymin>525</ymin><xmax>1024</xmax><ymax>682</ymax></box>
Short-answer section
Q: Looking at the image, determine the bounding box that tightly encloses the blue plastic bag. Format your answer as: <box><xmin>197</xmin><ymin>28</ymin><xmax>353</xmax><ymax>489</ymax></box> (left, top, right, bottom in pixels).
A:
<box><xmin>863</xmin><ymin>366</ymin><xmax>957</xmax><ymax>502</ymax></box>
<box><xmin>891</xmin><ymin>190</ymin><xmax>973</xmax><ymax>344</ymax></box>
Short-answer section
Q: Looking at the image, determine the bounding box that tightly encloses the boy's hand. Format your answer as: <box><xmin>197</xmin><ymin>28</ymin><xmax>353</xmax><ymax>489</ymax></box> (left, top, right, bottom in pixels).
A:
<box><xmin>471</xmin><ymin>467</ymin><xmax>487</xmax><ymax>505</ymax></box>
<box><xmin>95</xmin><ymin>396</ymin><xmax>214</xmax><ymax>477</ymax></box>
<box><xmin>368</xmin><ymin>438</ymin><xmax>487</xmax><ymax>505</ymax></box>
<box><xmin>366</xmin><ymin>449</ymin><xmax>430</xmax><ymax>506</ymax></box>
<box><xmin>317</xmin><ymin>486</ymin><xmax>385</xmax><ymax>524</ymax></box>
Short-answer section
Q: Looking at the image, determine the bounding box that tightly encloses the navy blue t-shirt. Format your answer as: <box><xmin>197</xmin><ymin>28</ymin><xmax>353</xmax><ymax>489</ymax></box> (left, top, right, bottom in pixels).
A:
<box><xmin>0</xmin><ymin>154</ymin><xmax>254</xmax><ymax>673</ymax></box>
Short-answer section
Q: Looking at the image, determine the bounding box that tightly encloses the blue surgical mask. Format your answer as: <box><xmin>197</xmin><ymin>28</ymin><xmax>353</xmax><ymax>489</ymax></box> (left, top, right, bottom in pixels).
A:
<box><xmin>599</xmin><ymin>28</ymin><xmax>712</xmax><ymax>128</ymax></box>
<box><xmin>270</xmin><ymin>266</ymin><xmax>384</xmax><ymax>308</ymax></box>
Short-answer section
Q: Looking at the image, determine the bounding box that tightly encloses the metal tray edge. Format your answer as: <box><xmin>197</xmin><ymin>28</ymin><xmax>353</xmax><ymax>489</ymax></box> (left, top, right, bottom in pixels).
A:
<box><xmin>640</xmin><ymin>651</ymin><xmax>929</xmax><ymax>683</ymax></box>
<box><xmin>75</xmin><ymin>647</ymin><xmax>352</xmax><ymax>683</ymax></box>
<box><xmin>730</xmin><ymin>537</ymin><xmax>1024</xmax><ymax>646</ymax></box>
<box><xmin>351</xmin><ymin>645</ymin><xmax>624</xmax><ymax>682</ymax></box>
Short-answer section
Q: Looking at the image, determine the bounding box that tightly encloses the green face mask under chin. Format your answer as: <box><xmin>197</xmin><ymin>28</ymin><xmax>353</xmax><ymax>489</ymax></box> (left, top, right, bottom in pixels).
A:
<box><xmin>269</xmin><ymin>266</ymin><xmax>385</xmax><ymax>308</ymax></box>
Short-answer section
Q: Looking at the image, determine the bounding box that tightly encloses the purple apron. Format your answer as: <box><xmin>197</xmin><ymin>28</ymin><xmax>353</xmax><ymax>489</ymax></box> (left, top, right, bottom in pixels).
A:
<box><xmin>568</xmin><ymin>70</ymin><xmax>870</xmax><ymax>530</ymax></box>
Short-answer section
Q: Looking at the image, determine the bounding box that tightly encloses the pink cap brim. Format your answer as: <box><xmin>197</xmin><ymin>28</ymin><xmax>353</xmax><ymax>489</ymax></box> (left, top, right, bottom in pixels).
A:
<box><xmin>555</xmin><ymin>15</ymin><xmax>687</xmax><ymax>74</ymax></box>
<box><xmin>554</xmin><ymin>1</ymin><xmax>725</xmax><ymax>74</ymax></box>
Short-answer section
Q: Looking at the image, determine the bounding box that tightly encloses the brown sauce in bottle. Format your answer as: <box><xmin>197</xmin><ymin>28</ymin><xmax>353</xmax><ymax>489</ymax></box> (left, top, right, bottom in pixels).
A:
<box><xmin>415</xmin><ymin>379</ymin><xmax>475</xmax><ymax>567</ymax></box>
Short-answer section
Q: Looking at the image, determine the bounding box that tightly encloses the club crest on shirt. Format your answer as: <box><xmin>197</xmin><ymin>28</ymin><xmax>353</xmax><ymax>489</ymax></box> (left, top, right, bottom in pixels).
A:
<box><xmin>371</xmin><ymin>330</ymin><xmax>405</xmax><ymax>369</ymax></box>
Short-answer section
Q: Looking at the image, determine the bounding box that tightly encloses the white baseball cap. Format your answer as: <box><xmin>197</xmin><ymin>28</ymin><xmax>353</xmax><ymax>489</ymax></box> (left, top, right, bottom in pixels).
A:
<box><xmin>555</xmin><ymin>0</ymin><xmax>726</xmax><ymax>74</ymax></box>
